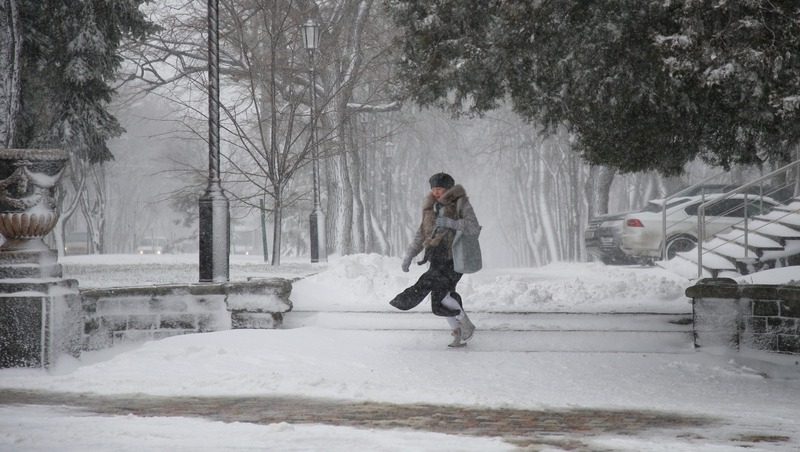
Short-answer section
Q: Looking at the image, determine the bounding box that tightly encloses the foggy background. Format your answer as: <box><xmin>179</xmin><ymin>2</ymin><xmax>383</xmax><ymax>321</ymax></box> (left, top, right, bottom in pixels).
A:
<box><xmin>50</xmin><ymin>0</ymin><xmax>794</xmax><ymax>269</ymax></box>
<box><xmin>92</xmin><ymin>94</ymin><xmax>760</xmax><ymax>269</ymax></box>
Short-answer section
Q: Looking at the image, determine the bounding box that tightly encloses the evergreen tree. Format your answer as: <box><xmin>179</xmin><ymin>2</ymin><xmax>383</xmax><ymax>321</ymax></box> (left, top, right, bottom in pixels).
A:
<box><xmin>13</xmin><ymin>0</ymin><xmax>155</xmax><ymax>161</ymax></box>
<box><xmin>387</xmin><ymin>0</ymin><xmax>800</xmax><ymax>175</ymax></box>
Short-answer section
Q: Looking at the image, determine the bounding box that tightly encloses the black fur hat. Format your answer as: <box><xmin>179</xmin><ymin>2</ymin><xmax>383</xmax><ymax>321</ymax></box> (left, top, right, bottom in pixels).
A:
<box><xmin>429</xmin><ymin>172</ymin><xmax>455</xmax><ymax>189</ymax></box>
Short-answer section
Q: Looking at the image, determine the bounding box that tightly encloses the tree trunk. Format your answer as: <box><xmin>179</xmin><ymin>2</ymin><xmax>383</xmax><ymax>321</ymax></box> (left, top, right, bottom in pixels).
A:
<box><xmin>53</xmin><ymin>152</ymin><xmax>90</xmax><ymax>257</ymax></box>
<box><xmin>568</xmin><ymin>151</ymin><xmax>583</xmax><ymax>260</ymax></box>
<box><xmin>512</xmin><ymin>140</ymin><xmax>542</xmax><ymax>266</ymax></box>
<box><xmin>0</xmin><ymin>0</ymin><xmax>21</xmax><ymax>147</ymax></box>
<box><xmin>271</xmin><ymin>193</ymin><xmax>282</xmax><ymax>266</ymax></box>
<box><xmin>260</xmin><ymin>197</ymin><xmax>269</xmax><ymax>262</ymax></box>
<box><xmin>589</xmin><ymin>165</ymin><xmax>615</xmax><ymax>216</ymax></box>
<box><xmin>536</xmin><ymin>157</ymin><xmax>561</xmax><ymax>262</ymax></box>
<box><xmin>360</xmin><ymin>122</ymin><xmax>375</xmax><ymax>253</ymax></box>
<box><xmin>368</xmin><ymin>209</ymin><xmax>389</xmax><ymax>254</ymax></box>
<box><xmin>334</xmin><ymin>149</ymin><xmax>354</xmax><ymax>254</ymax></box>
<box><xmin>349</xmin><ymin>133</ymin><xmax>365</xmax><ymax>253</ymax></box>
<box><xmin>79</xmin><ymin>162</ymin><xmax>107</xmax><ymax>253</ymax></box>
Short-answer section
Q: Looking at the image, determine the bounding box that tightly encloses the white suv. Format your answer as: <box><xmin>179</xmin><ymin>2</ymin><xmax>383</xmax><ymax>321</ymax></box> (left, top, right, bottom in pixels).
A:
<box><xmin>621</xmin><ymin>194</ymin><xmax>779</xmax><ymax>260</ymax></box>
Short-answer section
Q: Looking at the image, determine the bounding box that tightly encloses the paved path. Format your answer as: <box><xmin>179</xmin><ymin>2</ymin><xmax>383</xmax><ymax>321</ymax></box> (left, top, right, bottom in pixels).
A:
<box><xmin>4</xmin><ymin>311</ymin><xmax>793</xmax><ymax>450</ymax></box>
<box><xmin>0</xmin><ymin>388</ymin><xmax>715</xmax><ymax>450</ymax></box>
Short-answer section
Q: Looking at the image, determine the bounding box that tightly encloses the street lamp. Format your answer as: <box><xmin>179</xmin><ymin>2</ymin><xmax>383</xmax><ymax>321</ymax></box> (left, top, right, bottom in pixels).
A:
<box><xmin>302</xmin><ymin>19</ymin><xmax>327</xmax><ymax>263</ymax></box>
<box><xmin>199</xmin><ymin>0</ymin><xmax>230</xmax><ymax>282</ymax></box>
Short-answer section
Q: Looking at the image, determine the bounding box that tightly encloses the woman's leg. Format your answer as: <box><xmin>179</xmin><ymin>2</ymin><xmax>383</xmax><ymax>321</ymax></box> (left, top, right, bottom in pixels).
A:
<box><xmin>441</xmin><ymin>285</ymin><xmax>475</xmax><ymax>342</ymax></box>
<box><xmin>430</xmin><ymin>263</ymin><xmax>463</xmax><ymax>316</ymax></box>
<box><xmin>440</xmin><ymin>291</ymin><xmax>471</xmax><ymax>346</ymax></box>
<box><xmin>441</xmin><ymin>294</ymin><xmax>463</xmax><ymax>325</ymax></box>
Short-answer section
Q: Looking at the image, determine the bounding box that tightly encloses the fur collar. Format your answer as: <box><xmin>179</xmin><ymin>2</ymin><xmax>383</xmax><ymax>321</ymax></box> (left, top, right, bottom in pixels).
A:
<box><xmin>418</xmin><ymin>185</ymin><xmax>468</xmax><ymax>258</ymax></box>
<box><xmin>422</xmin><ymin>184</ymin><xmax>467</xmax><ymax>210</ymax></box>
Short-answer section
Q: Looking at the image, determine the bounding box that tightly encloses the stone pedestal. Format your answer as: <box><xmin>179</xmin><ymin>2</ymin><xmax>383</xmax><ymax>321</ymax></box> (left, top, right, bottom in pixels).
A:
<box><xmin>686</xmin><ymin>278</ymin><xmax>800</xmax><ymax>354</ymax></box>
<box><xmin>0</xmin><ymin>249</ymin><xmax>61</xmax><ymax>279</ymax></box>
<box><xmin>0</xmin><ymin>278</ymin><xmax>81</xmax><ymax>367</ymax></box>
<box><xmin>0</xmin><ymin>148</ymin><xmax>81</xmax><ymax>368</ymax></box>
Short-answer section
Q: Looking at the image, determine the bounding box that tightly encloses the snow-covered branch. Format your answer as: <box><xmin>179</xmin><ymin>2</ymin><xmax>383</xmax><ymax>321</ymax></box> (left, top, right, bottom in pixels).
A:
<box><xmin>346</xmin><ymin>100</ymin><xmax>402</xmax><ymax>113</ymax></box>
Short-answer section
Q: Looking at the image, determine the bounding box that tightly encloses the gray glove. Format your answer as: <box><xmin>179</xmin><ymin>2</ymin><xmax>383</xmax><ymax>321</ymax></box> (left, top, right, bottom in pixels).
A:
<box><xmin>435</xmin><ymin>217</ymin><xmax>462</xmax><ymax>231</ymax></box>
<box><xmin>401</xmin><ymin>254</ymin><xmax>412</xmax><ymax>272</ymax></box>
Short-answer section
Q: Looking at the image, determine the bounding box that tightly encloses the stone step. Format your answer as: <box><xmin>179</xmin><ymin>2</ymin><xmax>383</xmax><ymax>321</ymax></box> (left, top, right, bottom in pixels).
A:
<box><xmin>753</xmin><ymin>211</ymin><xmax>800</xmax><ymax>231</ymax></box>
<box><xmin>732</xmin><ymin>220</ymin><xmax>800</xmax><ymax>240</ymax></box>
<box><xmin>773</xmin><ymin>198</ymin><xmax>800</xmax><ymax>212</ymax></box>
<box><xmin>761</xmin><ymin>239</ymin><xmax>800</xmax><ymax>261</ymax></box>
<box><xmin>713</xmin><ymin>230</ymin><xmax>783</xmax><ymax>250</ymax></box>
<box><xmin>676</xmin><ymin>248</ymin><xmax>737</xmax><ymax>271</ymax></box>
<box><xmin>702</xmin><ymin>239</ymin><xmax>757</xmax><ymax>260</ymax></box>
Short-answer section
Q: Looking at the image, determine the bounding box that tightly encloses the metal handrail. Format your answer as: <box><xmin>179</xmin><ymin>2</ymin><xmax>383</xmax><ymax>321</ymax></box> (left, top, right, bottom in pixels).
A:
<box><xmin>661</xmin><ymin>171</ymin><xmax>730</xmax><ymax>259</ymax></box>
<box><xmin>696</xmin><ymin>159</ymin><xmax>800</xmax><ymax>278</ymax></box>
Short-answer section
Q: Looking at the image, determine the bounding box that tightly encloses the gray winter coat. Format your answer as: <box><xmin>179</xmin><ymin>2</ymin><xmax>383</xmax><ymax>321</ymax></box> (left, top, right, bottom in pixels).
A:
<box><xmin>405</xmin><ymin>184</ymin><xmax>481</xmax><ymax>264</ymax></box>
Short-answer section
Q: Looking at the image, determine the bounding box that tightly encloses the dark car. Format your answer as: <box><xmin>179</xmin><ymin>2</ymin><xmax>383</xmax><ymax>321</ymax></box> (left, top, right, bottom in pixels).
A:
<box><xmin>585</xmin><ymin>212</ymin><xmax>639</xmax><ymax>265</ymax></box>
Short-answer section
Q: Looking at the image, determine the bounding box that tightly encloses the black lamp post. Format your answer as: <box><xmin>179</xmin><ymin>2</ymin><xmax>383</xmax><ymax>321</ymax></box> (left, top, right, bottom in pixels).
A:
<box><xmin>199</xmin><ymin>0</ymin><xmax>230</xmax><ymax>282</ymax></box>
<box><xmin>302</xmin><ymin>19</ymin><xmax>327</xmax><ymax>263</ymax></box>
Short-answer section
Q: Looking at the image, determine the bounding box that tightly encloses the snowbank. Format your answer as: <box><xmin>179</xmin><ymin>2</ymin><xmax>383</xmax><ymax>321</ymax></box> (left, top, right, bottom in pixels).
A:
<box><xmin>293</xmin><ymin>255</ymin><xmax>692</xmax><ymax>313</ymax></box>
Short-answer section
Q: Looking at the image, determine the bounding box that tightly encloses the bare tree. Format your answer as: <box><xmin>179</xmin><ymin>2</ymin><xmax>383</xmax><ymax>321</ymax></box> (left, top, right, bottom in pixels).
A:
<box><xmin>123</xmin><ymin>1</ymin><xmax>319</xmax><ymax>263</ymax></box>
<box><xmin>53</xmin><ymin>154</ymin><xmax>86</xmax><ymax>258</ymax></box>
<box><xmin>314</xmin><ymin>0</ymin><xmax>402</xmax><ymax>256</ymax></box>
<box><xmin>122</xmin><ymin>0</ymin><xmax>400</xmax><ymax>263</ymax></box>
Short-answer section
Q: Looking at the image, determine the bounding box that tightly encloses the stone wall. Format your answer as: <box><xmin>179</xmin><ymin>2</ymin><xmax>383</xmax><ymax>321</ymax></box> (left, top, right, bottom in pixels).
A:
<box><xmin>686</xmin><ymin>278</ymin><xmax>800</xmax><ymax>354</ymax></box>
<box><xmin>80</xmin><ymin>278</ymin><xmax>292</xmax><ymax>350</ymax></box>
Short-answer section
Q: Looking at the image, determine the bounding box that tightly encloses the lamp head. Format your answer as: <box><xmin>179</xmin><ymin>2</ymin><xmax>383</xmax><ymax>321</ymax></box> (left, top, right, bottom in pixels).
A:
<box><xmin>302</xmin><ymin>19</ymin><xmax>320</xmax><ymax>51</ymax></box>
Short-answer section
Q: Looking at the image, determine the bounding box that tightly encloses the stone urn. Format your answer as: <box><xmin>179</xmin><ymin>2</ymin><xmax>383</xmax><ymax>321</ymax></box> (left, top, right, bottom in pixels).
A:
<box><xmin>0</xmin><ymin>149</ymin><xmax>67</xmax><ymax>253</ymax></box>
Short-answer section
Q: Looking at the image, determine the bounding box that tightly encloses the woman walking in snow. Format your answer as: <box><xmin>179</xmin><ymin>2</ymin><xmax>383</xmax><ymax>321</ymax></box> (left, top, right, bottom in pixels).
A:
<box><xmin>389</xmin><ymin>172</ymin><xmax>481</xmax><ymax>347</ymax></box>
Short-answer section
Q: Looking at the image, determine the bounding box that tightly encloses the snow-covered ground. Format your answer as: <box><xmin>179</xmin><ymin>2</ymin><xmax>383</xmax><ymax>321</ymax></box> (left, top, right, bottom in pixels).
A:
<box><xmin>1</xmin><ymin>254</ymin><xmax>799</xmax><ymax>451</ymax></box>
